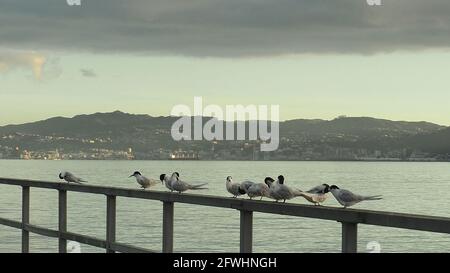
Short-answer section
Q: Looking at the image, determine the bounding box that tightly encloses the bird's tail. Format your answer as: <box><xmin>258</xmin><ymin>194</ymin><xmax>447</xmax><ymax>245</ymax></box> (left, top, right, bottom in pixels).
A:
<box><xmin>190</xmin><ymin>183</ymin><xmax>208</xmax><ymax>190</ymax></box>
<box><xmin>297</xmin><ymin>192</ymin><xmax>313</xmax><ymax>202</ymax></box>
<box><xmin>362</xmin><ymin>195</ymin><xmax>382</xmax><ymax>201</ymax></box>
<box><xmin>293</xmin><ymin>188</ymin><xmax>304</xmax><ymax>197</ymax></box>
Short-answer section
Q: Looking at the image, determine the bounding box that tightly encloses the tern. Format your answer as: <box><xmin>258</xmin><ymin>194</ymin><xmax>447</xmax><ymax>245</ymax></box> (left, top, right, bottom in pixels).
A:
<box><xmin>129</xmin><ymin>171</ymin><xmax>158</xmax><ymax>190</ymax></box>
<box><xmin>298</xmin><ymin>184</ymin><xmax>330</xmax><ymax>206</ymax></box>
<box><xmin>225</xmin><ymin>176</ymin><xmax>246</xmax><ymax>198</ymax></box>
<box><xmin>170</xmin><ymin>172</ymin><xmax>208</xmax><ymax>193</ymax></box>
<box><xmin>246</xmin><ymin>179</ymin><xmax>271</xmax><ymax>200</ymax></box>
<box><xmin>160</xmin><ymin>173</ymin><xmax>176</xmax><ymax>192</ymax></box>
<box><xmin>268</xmin><ymin>175</ymin><xmax>303</xmax><ymax>203</ymax></box>
<box><xmin>239</xmin><ymin>180</ymin><xmax>256</xmax><ymax>194</ymax></box>
<box><xmin>329</xmin><ymin>185</ymin><xmax>382</xmax><ymax>208</ymax></box>
<box><xmin>59</xmin><ymin>171</ymin><xmax>87</xmax><ymax>184</ymax></box>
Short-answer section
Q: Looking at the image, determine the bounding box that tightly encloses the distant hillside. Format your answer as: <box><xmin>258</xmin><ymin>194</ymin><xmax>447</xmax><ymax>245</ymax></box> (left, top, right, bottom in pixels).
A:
<box><xmin>404</xmin><ymin>127</ymin><xmax>450</xmax><ymax>153</ymax></box>
<box><xmin>0</xmin><ymin>112</ymin><xmax>443</xmax><ymax>138</ymax></box>
<box><xmin>0</xmin><ymin>111</ymin><xmax>448</xmax><ymax>160</ymax></box>
<box><xmin>0</xmin><ymin>111</ymin><xmax>177</xmax><ymax>137</ymax></box>
<box><xmin>281</xmin><ymin>116</ymin><xmax>443</xmax><ymax>137</ymax></box>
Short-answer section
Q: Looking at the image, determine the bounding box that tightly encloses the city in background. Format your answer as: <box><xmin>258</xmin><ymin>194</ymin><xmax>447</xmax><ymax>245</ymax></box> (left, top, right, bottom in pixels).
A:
<box><xmin>0</xmin><ymin>111</ymin><xmax>449</xmax><ymax>162</ymax></box>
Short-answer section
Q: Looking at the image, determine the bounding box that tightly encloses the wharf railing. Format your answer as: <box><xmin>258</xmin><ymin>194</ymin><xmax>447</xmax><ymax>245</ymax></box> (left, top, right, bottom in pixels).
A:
<box><xmin>1</xmin><ymin>178</ymin><xmax>450</xmax><ymax>253</ymax></box>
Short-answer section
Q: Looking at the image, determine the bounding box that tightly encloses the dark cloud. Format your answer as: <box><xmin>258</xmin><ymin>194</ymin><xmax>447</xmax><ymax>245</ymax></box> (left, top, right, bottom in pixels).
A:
<box><xmin>80</xmin><ymin>68</ymin><xmax>96</xmax><ymax>77</ymax></box>
<box><xmin>1</xmin><ymin>0</ymin><xmax>450</xmax><ymax>57</ymax></box>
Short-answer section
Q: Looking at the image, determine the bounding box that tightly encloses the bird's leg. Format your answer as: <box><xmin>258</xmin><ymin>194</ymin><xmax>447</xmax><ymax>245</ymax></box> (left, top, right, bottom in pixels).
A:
<box><xmin>283</xmin><ymin>200</ymin><xmax>286</xmax><ymax>203</ymax></box>
<box><xmin>260</xmin><ymin>197</ymin><xmax>263</xmax><ymax>201</ymax></box>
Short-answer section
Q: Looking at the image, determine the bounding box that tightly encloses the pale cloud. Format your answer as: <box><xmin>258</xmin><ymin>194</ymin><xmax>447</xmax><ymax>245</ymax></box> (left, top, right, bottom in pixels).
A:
<box><xmin>0</xmin><ymin>50</ymin><xmax>46</xmax><ymax>80</ymax></box>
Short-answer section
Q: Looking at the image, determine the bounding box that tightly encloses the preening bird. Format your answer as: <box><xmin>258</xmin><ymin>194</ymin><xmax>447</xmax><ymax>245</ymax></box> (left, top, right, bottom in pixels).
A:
<box><xmin>160</xmin><ymin>173</ymin><xmax>177</xmax><ymax>192</ymax></box>
<box><xmin>239</xmin><ymin>180</ymin><xmax>256</xmax><ymax>194</ymax></box>
<box><xmin>59</xmin><ymin>171</ymin><xmax>87</xmax><ymax>184</ymax></box>
<box><xmin>246</xmin><ymin>181</ymin><xmax>270</xmax><ymax>200</ymax></box>
<box><xmin>268</xmin><ymin>175</ymin><xmax>303</xmax><ymax>203</ymax></box>
<box><xmin>329</xmin><ymin>185</ymin><xmax>382</xmax><ymax>208</ymax></box>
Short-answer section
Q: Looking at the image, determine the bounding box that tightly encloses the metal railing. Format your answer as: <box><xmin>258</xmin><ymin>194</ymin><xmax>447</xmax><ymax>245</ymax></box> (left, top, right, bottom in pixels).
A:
<box><xmin>1</xmin><ymin>177</ymin><xmax>450</xmax><ymax>253</ymax></box>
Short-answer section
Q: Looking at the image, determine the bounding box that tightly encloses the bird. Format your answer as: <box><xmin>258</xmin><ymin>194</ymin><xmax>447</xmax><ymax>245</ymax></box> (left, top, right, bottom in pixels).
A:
<box><xmin>239</xmin><ymin>180</ymin><xmax>256</xmax><ymax>194</ymax></box>
<box><xmin>263</xmin><ymin>176</ymin><xmax>276</xmax><ymax>199</ymax></box>
<box><xmin>246</xmin><ymin>180</ymin><xmax>270</xmax><ymax>200</ymax></box>
<box><xmin>263</xmin><ymin>177</ymin><xmax>275</xmax><ymax>187</ymax></box>
<box><xmin>225</xmin><ymin>176</ymin><xmax>246</xmax><ymax>198</ymax></box>
<box><xmin>160</xmin><ymin>172</ymin><xmax>178</xmax><ymax>192</ymax></box>
<box><xmin>128</xmin><ymin>171</ymin><xmax>158</xmax><ymax>190</ymax></box>
<box><xmin>170</xmin><ymin>172</ymin><xmax>208</xmax><ymax>193</ymax></box>
<box><xmin>298</xmin><ymin>184</ymin><xmax>330</xmax><ymax>206</ymax></box>
<box><xmin>329</xmin><ymin>185</ymin><xmax>382</xmax><ymax>208</ymax></box>
<box><xmin>268</xmin><ymin>175</ymin><xmax>303</xmax><ymax>203</ymax></box>
<box><xmin>59</xmin><ymin>171</ymin><xmax>87</xmax><ymax>184</ymax></box>
<box><xmin>306</xmin><ymin>184</ymin><xmax>330</xmax><ymax>194</ymax></box>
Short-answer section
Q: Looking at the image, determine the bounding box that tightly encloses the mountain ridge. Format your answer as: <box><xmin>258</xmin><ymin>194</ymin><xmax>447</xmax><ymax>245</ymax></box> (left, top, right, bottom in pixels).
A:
<box><xmin>0</xmin><ymin>111</ymin><xmax>448</xmax><ymax>160</ymax></box>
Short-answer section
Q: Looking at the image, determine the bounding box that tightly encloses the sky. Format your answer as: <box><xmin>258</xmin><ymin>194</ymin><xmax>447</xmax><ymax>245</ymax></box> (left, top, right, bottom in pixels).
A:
<box><xmin>1</xmin><ymin>0</ymin><xmax>450</xmax><ymax>126</ymax></box>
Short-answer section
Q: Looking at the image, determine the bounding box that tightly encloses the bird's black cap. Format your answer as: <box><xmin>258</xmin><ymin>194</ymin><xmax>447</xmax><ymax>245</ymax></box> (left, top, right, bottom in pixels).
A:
<box><xmin>264</xmin><ymin>177</ymin><xmax>275</xmax><ymax>183</ymax></box>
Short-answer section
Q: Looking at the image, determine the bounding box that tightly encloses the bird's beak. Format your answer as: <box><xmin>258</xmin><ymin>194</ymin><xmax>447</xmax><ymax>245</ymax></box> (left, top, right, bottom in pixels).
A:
<box><xmin>128</xmin><ymin>175</ymin><xmax>133</xmax><ymax>178</ymax></box>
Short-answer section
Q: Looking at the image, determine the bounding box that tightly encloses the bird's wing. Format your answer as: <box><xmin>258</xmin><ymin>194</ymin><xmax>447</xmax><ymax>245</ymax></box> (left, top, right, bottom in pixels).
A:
<box><xmin>175</xmin><ymin>180</ymin><xmax>190</xmax><ymax>190</ymax></box>
<box><xmin>65</xmin><ymin>173</ymin><xmax>81</xmax><ymax>183</ymax></box>
<box><xmin>306</xmin><ymin>184</ymin><xmax>325</xmax><ymax>194</ymax></box>
<box><xmin>338</xmin><ymin>190</ymin><xmax>359</xmax><ymax>202</ymax></box>
<box><xmin>277</xmin><ymin>185</ymin><xmax>292</xmax><ymax>197</ymax></box>
<box><xmin>240</xmin><ymin>181</ymin><xmax>255</xmax><ymax>192</ymax></box>
<box><xmin>141</xmin><ymin>176</ymin><xmax>156</xmax><ymax>185</ymax></box>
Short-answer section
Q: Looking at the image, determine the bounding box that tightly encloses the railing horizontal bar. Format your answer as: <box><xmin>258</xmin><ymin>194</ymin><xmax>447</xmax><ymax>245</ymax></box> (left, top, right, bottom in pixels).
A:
<box><xmin>24</xmin><ymin>224</ymin><xmax>59</xmax><ymax>238</ymax></box>
<box><xmin>60</xmin><ymin>231</ymin><xmax>107</xmax><ymax>249</ymax></box>
<box><xmin>0</xmin><ymin>217</ymin><xmax>22</xmax><ymax>229</ymax></box>
<box><xmin>110</xmin><ymin>242</ymin><xmax>157</xmax><ymax>253</ymax></box>
<box><xmin>2</xmin><ymin>178</ymin><xmax>450</xmax><ymax>235</ymax></box>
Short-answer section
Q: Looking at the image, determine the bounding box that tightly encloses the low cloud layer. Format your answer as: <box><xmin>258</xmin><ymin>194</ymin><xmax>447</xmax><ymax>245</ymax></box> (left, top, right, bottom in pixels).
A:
<box><xmin>1</xmin><ymin>0</ymin><xmax>450</xmax><ymax>57</ymax></box>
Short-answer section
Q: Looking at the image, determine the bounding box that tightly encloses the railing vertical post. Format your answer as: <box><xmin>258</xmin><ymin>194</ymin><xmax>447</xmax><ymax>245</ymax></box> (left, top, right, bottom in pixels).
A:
<box><xmin>21</xmin><ymin>186</ymin><xmax>30</xmax><ymax>253</ymax></box>
<box><xmin>240</xmin><ymin>210</ymin><xmax>253</xmax><ymax>253</ymax></box>
<box><xmin>341</xmin><ymin>222</ymin><xmax>358</xmax><ymax>253</ymax></box>
<box><xmin>58</xmin><ymin>190</ymin><xmax>67</xmax><ymax>253</ymax></box>
<box><xmin>106</xmin><ymin>195</ymin><xmax>116</xmax><ymax>253</ymax></box>
<box><xmin>162</xmin><ymin>201</ymin><xmax>174</xmax><ymax>253</ymax></box>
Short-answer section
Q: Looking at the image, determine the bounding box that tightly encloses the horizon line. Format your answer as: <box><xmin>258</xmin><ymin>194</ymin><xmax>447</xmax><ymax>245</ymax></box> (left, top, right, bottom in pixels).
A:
<box><xmin>0</xmin><ymin>110</ymin><xmax>448</xmax><ymax>128</ymax></box>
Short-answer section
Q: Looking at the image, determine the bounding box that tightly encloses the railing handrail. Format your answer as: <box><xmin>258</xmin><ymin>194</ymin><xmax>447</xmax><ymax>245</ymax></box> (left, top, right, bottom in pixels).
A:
<box><xmin>2</xmin><ymin>177</ymin><xmax>450</xmax><ymax>233</ymax></box>
<box><xmin>1</xmin><ymin>177</ymin><xmax>450</xmax><ymax>253</ymax></box>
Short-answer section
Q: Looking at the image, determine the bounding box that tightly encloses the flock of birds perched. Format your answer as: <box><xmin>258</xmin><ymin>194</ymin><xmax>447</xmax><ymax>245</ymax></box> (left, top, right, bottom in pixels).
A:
<box><xmin>58</xmin><ymin>171</ymin><xmax>382</xmax><ymax>208</ymax></box>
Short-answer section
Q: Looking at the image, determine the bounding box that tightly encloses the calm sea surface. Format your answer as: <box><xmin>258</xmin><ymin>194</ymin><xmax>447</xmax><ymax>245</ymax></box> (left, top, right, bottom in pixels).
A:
<box><xmin>0</xmin><ymin>160</ymin><xmax>449</xmax><ymax>253</ymax></box>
